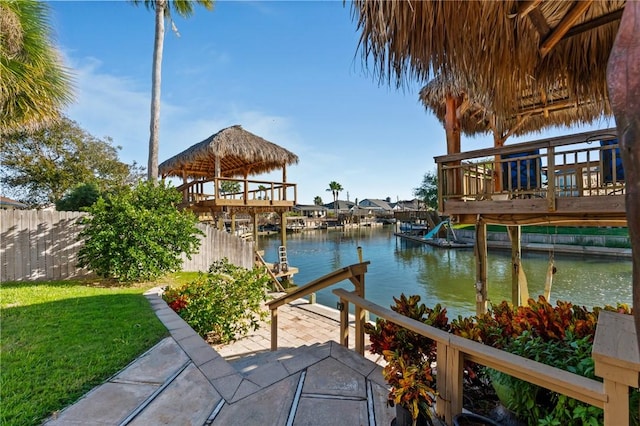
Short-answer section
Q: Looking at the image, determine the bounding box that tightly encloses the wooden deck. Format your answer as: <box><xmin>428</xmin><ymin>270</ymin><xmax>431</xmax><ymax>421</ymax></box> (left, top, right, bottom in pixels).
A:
<box><xmin>435</xmin><ymin>128</ymin><xmax>628</xmax><ymax>226</ymax></box>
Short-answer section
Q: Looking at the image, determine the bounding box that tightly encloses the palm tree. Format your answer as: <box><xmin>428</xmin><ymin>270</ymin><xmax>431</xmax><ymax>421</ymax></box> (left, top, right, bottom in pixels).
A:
<box><xmin>0</xmin><ymin>0</ymin><xmax>74</xmax><ymax>135</ymax></box>
<box><xmin>313</xmin><ymin>196</ymin><xmax>323</xmax><ymax>206</ymax></box>
<box><xmin>257</xmin><ymin>184</ymin><xmax>268</xmax><ymax>200</ymax></box>
<box><xmin>326</xmin><ymin>181</ymin><xmax>343</xmax><ymax>216</ymax></box>
<box><xmin>130</xmin><ymin>0</ymin><xmax>214</xmax><ymax>182</ymax></box>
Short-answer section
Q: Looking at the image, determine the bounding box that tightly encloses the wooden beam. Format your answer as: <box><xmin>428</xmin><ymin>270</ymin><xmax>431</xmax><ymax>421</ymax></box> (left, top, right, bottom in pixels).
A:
<box><xmin>517</xmin><ymin>0</ymin><xmax>543</xmax><ymax>18</ymax></box>
<box><xmin>540</xmin><ymin>0</ymin><xmax>594</xmax><ymax>57</ymax></box>
<box><xmin>475</xmin><ymin>219</ymin><xmax>488</xmax><ymax>315</ymax></box>
<box><xmin>565</xmin><ymin>8</ymin><xmax>624</xmax><ymax>39</ymax></box>
<box><xmin>528</xmin><ymin>8</ymin><xmax>551</xmax><ymax>38</ymax></box>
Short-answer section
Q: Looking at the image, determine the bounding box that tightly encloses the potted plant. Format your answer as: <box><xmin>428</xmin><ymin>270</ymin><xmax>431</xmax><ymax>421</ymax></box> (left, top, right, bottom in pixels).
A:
<box><xmin>365</xmin><ymin>294</ymin><xmax>448</xmax><ymax>426</ymax></box>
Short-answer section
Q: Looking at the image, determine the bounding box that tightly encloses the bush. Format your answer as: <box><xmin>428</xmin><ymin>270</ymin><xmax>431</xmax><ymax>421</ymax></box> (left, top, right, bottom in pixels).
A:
<box><xmin>365</xmin><ymin>294</ymin><xmax>447</xmax><ymax>423</ymax></box>
<box><xmin>56</xmin><ymin>182</ymin><xmax>101</xmax><ymax>211</ymax></box>
<box><xmin>162</xmin><ymin>259</ymin><xmax>270</xmax><ymax>343</ymax></box>
<box><xmin>77</xmin><ymin>181</ymin><xmax>203</xmax><ymax>282</ymax></box>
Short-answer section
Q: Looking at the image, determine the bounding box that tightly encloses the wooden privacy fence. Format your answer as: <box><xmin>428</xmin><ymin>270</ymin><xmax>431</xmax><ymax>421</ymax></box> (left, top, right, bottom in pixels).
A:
<box><xmin>0</xmin><ymin>210</ymin><xmax>254</xmax><ymax>282</ymax></box>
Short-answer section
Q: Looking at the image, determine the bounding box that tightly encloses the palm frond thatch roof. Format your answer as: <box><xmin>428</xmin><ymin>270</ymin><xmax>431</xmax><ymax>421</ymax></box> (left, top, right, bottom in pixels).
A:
<box><xmin>159</xmin><ymin>125</ymin><xmax>299</xmax><ymax>178</ymax></box>
<box><xmin>419</xmin><ymin>74</ymin><xmax>609</xmax><ymax>139</ymax></box>
<box><xmin>352</xmin><ymin>0</ymin><xmax>624</xmax><ymax>135</ymax></box>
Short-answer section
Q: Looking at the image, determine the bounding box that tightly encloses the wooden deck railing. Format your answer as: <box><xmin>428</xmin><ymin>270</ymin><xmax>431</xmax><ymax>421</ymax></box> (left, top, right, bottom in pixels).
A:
<box><xmin>175</xmin><ymin>177</ymin><xmax>297</xmax><ymax>208</ymax></box>
<box><xmin>266</xmin><ymin>261</ymin><xmax>369</xmax><ymax>351</ymax></box>
<box><xmin>332</xmin><ymin>288</ymin><xmax>638</xmax><ymax>426</ymax></box>
<box><xmin>434</xmin><ymin>128</ymin><xmax>626</xmax><ymax>218</ymax></box>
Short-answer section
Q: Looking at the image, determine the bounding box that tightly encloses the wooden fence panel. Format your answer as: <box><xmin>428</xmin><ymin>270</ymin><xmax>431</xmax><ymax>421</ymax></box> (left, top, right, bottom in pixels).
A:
<box><xmin>0</xmin><ymin>210</ymin><xmax>254</xmax><ymax>282</ymax></box>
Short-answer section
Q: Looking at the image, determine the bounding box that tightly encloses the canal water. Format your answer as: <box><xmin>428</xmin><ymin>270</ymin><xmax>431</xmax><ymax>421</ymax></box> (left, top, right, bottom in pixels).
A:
<box><xmin>258</xmin><ymin>226</ymin><xmax>633</xmax><ymax>320</ymax></box>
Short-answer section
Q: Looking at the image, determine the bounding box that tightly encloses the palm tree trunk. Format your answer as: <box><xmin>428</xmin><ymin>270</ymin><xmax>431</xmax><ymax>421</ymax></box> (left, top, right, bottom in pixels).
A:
<box><xmin>607</xmin><ymin>0</ymin><xmax>640</xmax><ymax>354</ymax></box>
<box><xmin>147</xmin><ymin>0</ymin><xmax>166</xmax><ymax>182</ymax></box>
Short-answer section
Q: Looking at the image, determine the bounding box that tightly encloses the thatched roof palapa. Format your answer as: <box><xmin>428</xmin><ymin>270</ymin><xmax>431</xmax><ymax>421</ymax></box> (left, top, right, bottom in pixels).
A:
<box><xmin>419</xmin><ymin>74</ymin><xmax>609</xmax><ymax>140</ymax></box>
<box><xmin>159</xmin><ymin>125</ymin><xmax>299</xmax><ymax>179</ymax></box>
<box><xmin>352</xmin><ymin>0</ymin><xmax>624</xmax><ymax>136</ymax></box>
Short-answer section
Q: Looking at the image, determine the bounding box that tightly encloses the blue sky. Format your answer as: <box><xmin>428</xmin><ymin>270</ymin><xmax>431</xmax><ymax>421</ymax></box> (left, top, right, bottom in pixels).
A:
<box><xmin>48</xmin><ymin>0</ymin><xmax>610</xmax><ymax>204</ymax></box>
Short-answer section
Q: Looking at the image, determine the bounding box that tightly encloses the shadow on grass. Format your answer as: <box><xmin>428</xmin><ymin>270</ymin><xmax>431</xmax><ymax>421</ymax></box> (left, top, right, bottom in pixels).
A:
<box><xmin>1</xmin><ymin>292</ymin><xmax>168</xmax><ymax>426</ymax></box>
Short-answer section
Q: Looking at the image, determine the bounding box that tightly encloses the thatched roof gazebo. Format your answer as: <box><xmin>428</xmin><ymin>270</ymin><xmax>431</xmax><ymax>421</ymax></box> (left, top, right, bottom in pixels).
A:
<box><xmin>159</xmin><ymin>124</ymin><xmax>299</xmax><ymax>179</ymax></box>
<box><xmin>159</xmin><ymin>125</ymin><xmax>299</xmax><ymax>229</ymax></box>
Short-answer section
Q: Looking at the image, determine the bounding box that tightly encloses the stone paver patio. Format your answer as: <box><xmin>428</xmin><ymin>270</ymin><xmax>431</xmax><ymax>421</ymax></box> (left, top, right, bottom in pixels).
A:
<box><xmin>44</xmin><ymin>289</ymin><xmax>400</xmax><ymax>426</ymax></box>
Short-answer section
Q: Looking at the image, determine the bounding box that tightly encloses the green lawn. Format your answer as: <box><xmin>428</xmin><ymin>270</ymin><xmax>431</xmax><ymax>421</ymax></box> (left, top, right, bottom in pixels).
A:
<box><xmin>0</xmin><ymin>280</ymin><xmax>170</xmax><ymax>426</ymax></box>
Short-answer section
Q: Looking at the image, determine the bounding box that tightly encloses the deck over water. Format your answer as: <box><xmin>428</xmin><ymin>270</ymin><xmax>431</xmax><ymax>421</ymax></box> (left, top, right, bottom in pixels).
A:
<box><xmin>436</xmin><ymin>128</ymin><xmax>628</xmax><ymax>226</ymax></box>
<box><xmin>45</xmin><ymin>290</ymin><xmax>447</xmax><ymax>426</ymax></box>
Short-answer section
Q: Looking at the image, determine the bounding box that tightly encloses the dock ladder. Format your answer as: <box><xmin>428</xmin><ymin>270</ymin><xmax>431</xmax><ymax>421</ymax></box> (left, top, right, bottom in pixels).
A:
<box><xmin>278</xmin><ymin>246</ymin><xmax>289</xmax><ymax>272</ymax></box>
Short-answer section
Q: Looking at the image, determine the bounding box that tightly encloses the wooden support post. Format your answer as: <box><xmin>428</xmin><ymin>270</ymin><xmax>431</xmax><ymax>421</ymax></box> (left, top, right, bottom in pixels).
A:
<box><xmin>446</xmin><ymin>346</ymin><xmax>464</xmax><ymax>425</ymax></box>
<box><xmin>270</xmin><ymin>308</ymin><xmax>278</xmax><ymax>351</ymax></box>
<box><xmin>231</xmin><ymin>213</ymin><xmax>236</xmax><ymax>234</ymax></box>
<box><xmin>445</xmin><ymin>94</ymin><xmax>463</xmax><ymax>197</ymax></box>
<box><xmin>593</xmin><ymin>311</ymin><xmax>640</xmax><ymax>426</ymax></box>
<box><xmin>339</xmin><ymin>298</ymin><xmax>349</xmax><ymax>348</ymax></box>
<box><xmin>252</xmin><ymin>213</ymin><xmax>258</xmax><ymax>250</ymax></box>
<box><xmin>475</xmin><ymin>219</ymin><xmax>488</xmax><ymax>315</ymax></box>
<box><xmin>547</xmin><ymin>147</ymin><xmax>556</xmax><ymax>211</ymax></box>
<box><xmin>280</xmin><ymin>211</ymin><xmax>287</xmax><ymax>249</ymax></box>
<box><xmin>435</xmin><ymin>342</ymin><xmax>448</xmax><ymax>421</ymax></box>
<box><xmin>354</xmin><ymin>272</ymin><xmax>366</xmax><ymax>355</ymax></box>
<box><xmin>508</xmin><ymin>226</ymin><xmax>521</xmax><ymax>306</ymax></box>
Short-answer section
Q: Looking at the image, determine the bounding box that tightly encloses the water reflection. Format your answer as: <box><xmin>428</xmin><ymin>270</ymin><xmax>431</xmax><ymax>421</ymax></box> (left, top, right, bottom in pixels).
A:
<box><xmin>259</xmin><ymin>227</ymin><xmax>632</xmax><ymax>319</ymax></box>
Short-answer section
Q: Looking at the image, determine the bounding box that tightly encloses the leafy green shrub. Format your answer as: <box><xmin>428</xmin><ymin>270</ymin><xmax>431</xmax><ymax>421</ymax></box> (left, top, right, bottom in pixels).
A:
<box><xmin>56</xmin><ymin>182</ymin><xmax>101</xmax><ymax>211</ymax></box>
<box><xmin>77</xmin><ymin>181</ymin><xmax>203</xmax><ymax>282</ymax></box>
<box><xmin>162</xmin><ymin>259</ymin><xmax>270</xmax><ymax>343</ymax></box>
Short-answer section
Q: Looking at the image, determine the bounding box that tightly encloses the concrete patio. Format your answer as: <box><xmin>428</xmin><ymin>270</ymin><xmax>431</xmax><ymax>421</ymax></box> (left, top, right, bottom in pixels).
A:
<box><xmin>44</xmin><ymin>289</ymin><xmax>401</xmax><ymax>426</ymax></box>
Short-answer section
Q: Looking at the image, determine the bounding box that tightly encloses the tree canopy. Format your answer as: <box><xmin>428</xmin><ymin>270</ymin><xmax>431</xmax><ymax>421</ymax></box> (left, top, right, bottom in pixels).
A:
<box><xmin>1</xmin><ymin>117</ymin><xmax>143</xmax><ymax>207</ymax></box>
<box><xmin>414</xmin><ymin>171</ymin><xmax>438</xmax><ymax>211</ymax></box>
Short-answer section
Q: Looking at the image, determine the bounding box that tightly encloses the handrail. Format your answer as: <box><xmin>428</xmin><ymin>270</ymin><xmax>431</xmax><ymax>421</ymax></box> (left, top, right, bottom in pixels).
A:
<box><xmin>267</xmin><ymin>261</ymin><xmax>370</xmax><ymax>351</ymax></box>
<box><xmin>333</xmin><ymin>288</ymin><xmax>612</xmax><ymax>425</ymax></box>
<box><xmin>255</xmin><ymin>251</ymin><xmax>285</xmax><ymax>292</ymax></box>
<box><xmin>266</xmin><ymin>262</ymin><xmax>369</xmax><ymax>309</ymax></box>
<box><xmin>434</xmin><ymin>127</ymin><xmax>617</xmax><ymax>163</ymax></box>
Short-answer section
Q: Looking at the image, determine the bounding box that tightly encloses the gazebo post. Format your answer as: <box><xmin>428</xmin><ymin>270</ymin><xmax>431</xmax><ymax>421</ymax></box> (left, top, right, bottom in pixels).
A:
<box><xmin>282</xmin><ymin>164</ymin><xmax>287</xmax><ymax>201</ymax></box>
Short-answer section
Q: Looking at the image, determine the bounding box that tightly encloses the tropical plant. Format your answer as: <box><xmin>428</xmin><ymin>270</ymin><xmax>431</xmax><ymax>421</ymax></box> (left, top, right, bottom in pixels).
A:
<box><xmin>365</xmin><ymin>294</ymin><xmax>447</xmax><ymax>424</ymax></box>
<box><xmin>413</xmin><ymin>171</ymin><xmax>438</xmax><ymax>211</ymax></box>
<box><xmin>1</xmin><ymin>117</ymin><xmax>142</xmax><ymax>207</ymax></box>
<box><xmin>313</xmin><ymin>195</ymin><xmax>323</xmax><ymax>205</ymax></box>
<box><xmin>449</xmin><ymin>296</ymin><xmax>635</xmax><ymax>426</ymax></box>
<box><xmin>162</xmin><ymin>258</ymin><xmax>270</xmax><ymax>343</ymax></box>
<box><xmin>129</xmin><ymin>0</ymin><xmax>214</xmax><ymax>181</ymax></box>
<box><xmin>78</xmin><ymin>180</ymin><xmax>203</xmax><ymax>282</ymax></box>
<box><xmin>326</xmin><ymin>181</ymin><xmax>343</xmax><ymax>215</ymax></box>
<box><xmin>0</xmin><ymin>0</ymin><xmax>74</xmax><ymax>135</ymax></box>
<box><xmin>257</xmin><ymin>184</ymin><xmax>268</xmax><ymax>200</ymax></box>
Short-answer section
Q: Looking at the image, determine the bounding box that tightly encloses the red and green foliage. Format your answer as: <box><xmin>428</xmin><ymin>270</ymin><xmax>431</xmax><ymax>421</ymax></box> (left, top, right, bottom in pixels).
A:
<box><xmin>366</xmin><ymin>294</ymin><xmax>636</xmax><ymax>426</ymax></box>
<box><xmin>365</xmin><ymin>294</ymin><xmax>446</xmax><ymax>423</ymax></box>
